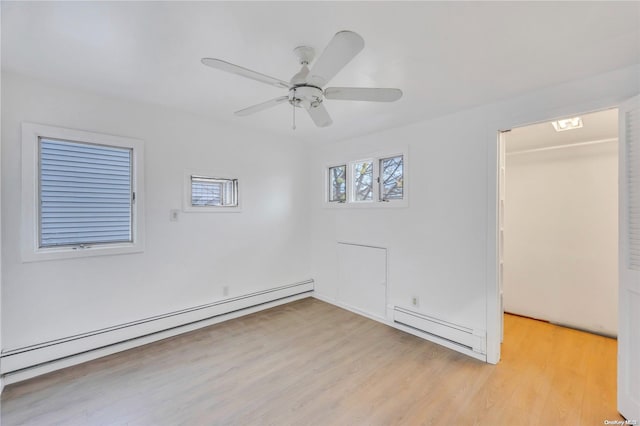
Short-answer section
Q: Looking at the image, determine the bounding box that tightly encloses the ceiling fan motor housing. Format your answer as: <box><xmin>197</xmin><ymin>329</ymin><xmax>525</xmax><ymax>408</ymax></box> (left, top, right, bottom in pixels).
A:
<box><xmin>289</xmin><ymin>85</ymin><xmax>324</xmax><ymax>109</ymax></box>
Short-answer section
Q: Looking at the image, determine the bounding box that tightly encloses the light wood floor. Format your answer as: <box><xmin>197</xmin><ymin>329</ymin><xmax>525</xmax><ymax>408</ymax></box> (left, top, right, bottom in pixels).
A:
<box><xmin>1</xmin><ymin>298</ymin><xmax>623</xmax><ymax>425</ymax></box>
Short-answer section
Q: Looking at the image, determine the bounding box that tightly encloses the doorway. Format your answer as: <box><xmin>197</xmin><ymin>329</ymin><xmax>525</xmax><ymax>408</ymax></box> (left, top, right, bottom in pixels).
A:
<box><xmin>499</xmin><ymin>108</ymin><xmax>619</xmax><ymax>336</ymax></box>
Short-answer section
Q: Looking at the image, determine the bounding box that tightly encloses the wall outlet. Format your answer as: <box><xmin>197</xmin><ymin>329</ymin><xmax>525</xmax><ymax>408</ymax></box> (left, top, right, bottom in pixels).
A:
<box><xmin>222</xmin><ymin>286</ymin><xmax>229</xmax><ymax>297</ymax></box>
<box><xmin>411</xmin><ymin>296</ymin><xmax>419</xmax><ymax>308</ymax></box>
<box><xmin>170</xmin><ymin>209</ymin><xmax>179</xmax><ymax>222</ymax></box>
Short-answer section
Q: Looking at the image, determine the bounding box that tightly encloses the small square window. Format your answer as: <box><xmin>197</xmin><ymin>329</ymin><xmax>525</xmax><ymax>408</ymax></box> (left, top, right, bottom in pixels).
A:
<box><xmin>184</xmin><ymin>173</ymin><xmax>240</xmax><ymax>212</ymax></box>
<box><xmin>190</xmin><ymin>176</ymin><xmax>238</xmax><ymax>208</ymax></box>
<box><xmin>380</xmin><ymin>155</ymin><xmax>403</xmax><ymax>201</ymax></box>
<box><xmin>328</xmin><ymin>165</ymin><xmax>346</xmax><ymax>202</ymax></box>
<box><xmin>353</xmin><ymin>161</ymin><xmax>373</xmax><ymax>201</ymax></box>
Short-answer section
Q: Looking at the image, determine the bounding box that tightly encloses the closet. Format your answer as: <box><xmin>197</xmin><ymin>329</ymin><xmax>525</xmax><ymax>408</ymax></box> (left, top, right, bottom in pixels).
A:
<box><xmin>503</xmin><ymin>109</ymin><xmax>618</xmax><ymax>336</ymax></box>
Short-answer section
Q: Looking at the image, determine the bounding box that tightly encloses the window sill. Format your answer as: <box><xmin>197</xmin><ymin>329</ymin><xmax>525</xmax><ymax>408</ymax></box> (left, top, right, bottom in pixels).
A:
<box><xmin>323</xmin><ymin>200</ymin><xmax>408</xmax><ymax>209</ymax></box>
<box><xmin>182</xmin><ymin>206</ymin><xmax>242</xmax><ymax>213</ymax></box>
<box><xmin>21</xmin><ymin>242</ymin><xmax>144</xmax><ymax>263</ymax></box>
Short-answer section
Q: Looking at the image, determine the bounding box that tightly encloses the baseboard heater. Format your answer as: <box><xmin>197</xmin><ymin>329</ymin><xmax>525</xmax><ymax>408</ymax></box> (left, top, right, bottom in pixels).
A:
<box><xmin>1</xmin><ymin>280</ymin><xmax>314</xmax><ymax>375</ymax></box>
<box><xmin>393</xmin><ymin>307</ymin><xmax>486</xmax><ymax>355</ymax></box>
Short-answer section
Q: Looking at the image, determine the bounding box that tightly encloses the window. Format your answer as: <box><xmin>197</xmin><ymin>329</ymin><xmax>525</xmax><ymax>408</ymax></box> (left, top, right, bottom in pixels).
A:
<box><xmin>22</xmin><ymin>123</ymin><xmax>145</xmax><ymax>261</ymax></box>
<box><xmin>328</xmin><ymin>165</ymin><xmax>346</xmax><ymax>202</ymax></box>
<box><xmin>190</xmin><ymin>176</ymin><xmax>238</xmax><ymax>207</ymax></box>
<box><xmin>352</xmin><ymin>161</ymin><xmax>374</xmax><ymax>202</ymax></box>
<box><xmin>379</xmin><ymin>155</ymin><xmax>403</xmax><ymax>201</ymax></box>
<box><xmin>39</xmin><ymin>138</ymin><xmax>133</xmax><ymax>248</ymax></box>
<box><xmin>325</xmin><ymin>152</ymin><xmax>407</xmax><ymax>207</ymax></box>
<box><xmin>183</xmin><ymin>172</ymin><xmax>240</xmax><ymax>212</ymax></box>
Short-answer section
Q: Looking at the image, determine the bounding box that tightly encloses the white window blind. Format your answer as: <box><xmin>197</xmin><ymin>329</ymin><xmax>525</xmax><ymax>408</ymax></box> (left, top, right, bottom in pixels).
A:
<box><xmin>39</xmin><ymin>138</ymin><xmax>133</xmax><ymax>248</ymax></box>
<box><xmin>626</xmin><ymin>107</ymin><xmax>640</xmax><ymax>270</ymax></box>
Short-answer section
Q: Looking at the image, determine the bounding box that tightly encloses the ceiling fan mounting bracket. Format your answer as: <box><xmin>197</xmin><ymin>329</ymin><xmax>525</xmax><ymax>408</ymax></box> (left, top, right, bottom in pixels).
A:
<box><xmin>293</xmin><ymin>46</ymin><xmax>315</xmax><ymax>65</ymax></box>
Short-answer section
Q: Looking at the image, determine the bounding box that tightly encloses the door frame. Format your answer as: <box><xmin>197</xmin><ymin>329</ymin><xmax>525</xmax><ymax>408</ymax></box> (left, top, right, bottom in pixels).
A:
<box><xmin>617</xmin><ymin>95</ymin><xmax>640</xmax><ymax>421</ymax></box>
<box><xmin>486</xmin><ymin>98</ymin><xmax>632</xmax><ymax>365</ymax></box>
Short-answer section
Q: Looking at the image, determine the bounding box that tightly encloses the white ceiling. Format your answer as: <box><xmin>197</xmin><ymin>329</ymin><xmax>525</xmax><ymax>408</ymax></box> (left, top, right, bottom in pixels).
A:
<box><xmin>2</xmin><ymin>2</ymin><xmax>639</xmax><ymax>143</ymax></box>
<box><xmin>505</xmin><ymin>108</ymin><xmax>618</xmax><ymax>153</ymax></box>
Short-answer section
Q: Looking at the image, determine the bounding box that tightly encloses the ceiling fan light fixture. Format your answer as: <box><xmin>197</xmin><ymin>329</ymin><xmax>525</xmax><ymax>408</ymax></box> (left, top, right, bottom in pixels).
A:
<box><xmin>288</xmin><ymin>86</ymin><xmax>323</xmax><ymax>109</ymax></box>
<box><xmin>201</xmin><ymin>30</ymin><xmax>402</xmax><ymax>129</ymax></box>
<box><xmin>551</xmin><ymin>117</ymin><xmax>583</xmax><ymax>132</ymax></box>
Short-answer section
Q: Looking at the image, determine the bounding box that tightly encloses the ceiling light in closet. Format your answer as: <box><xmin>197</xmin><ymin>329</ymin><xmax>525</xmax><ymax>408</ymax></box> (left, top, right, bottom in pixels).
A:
<box><xmin>551</xmin><ymin>117</ymin><xmax>583</xmax><ymax>132</ymax></box>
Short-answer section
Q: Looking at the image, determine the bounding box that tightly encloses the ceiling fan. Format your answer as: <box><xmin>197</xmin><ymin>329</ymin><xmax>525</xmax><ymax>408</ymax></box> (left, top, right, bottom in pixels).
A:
<box><xmin>201</xmin><ymin>31</ymin><xmax>403</xmax><ymax>129</ymax></box>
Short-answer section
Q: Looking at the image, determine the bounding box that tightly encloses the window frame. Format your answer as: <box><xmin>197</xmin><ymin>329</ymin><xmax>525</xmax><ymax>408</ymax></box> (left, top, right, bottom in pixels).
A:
<box><xmin>21</xmin><ymin>122</ymin><xmax>145</xmax><ymax>262</ymax></box>
<box><xmin>378</xmin><ymin>154</ymin><xmax>405</xmax><ymax>202</ymax></box>
<box><xmin>183</xmin><ymin>171</ymin><xmax>241</xmax><ymax>213</ymax></box>
<box><xmin>350</xmin><ymin>158</ymin><xmax>375</xmax><ymax>203</ymax></box>
<box><xmin>323</xmin><ymin>149</ymin><xmax>408</xmax><ymax>209</ymax></box>
<box><xmin>327</xmin><ymin>164</ymin><xmax>347</xmax><ymax>203</ymax></box>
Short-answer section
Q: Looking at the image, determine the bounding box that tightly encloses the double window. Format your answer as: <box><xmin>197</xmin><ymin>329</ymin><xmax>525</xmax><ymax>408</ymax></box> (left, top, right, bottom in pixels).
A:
<box><xmin>327</xmin><ymin>153</ymin><xmax>406</xmax><ymax>205</ymax></box>
<box><xmin>22</xmin><ymin>123</ymin><xmax>145</xmax><ymax>261</ymax></box>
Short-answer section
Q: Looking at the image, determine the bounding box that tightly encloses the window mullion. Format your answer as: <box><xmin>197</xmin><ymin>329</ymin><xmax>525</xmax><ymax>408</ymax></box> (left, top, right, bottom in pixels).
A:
<box><xmin>374</xmin><ymin>158</ymin><xmax>381</xmax><ymax>202</ymax></box>
<box><xmin>347</xmin><ymin>162</ymin><xmax>353</xmax><ymax>203</ymax></box>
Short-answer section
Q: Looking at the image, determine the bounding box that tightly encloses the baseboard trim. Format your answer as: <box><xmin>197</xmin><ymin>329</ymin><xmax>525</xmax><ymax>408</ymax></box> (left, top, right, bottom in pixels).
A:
<box><xmin>392</xmin><ymin>321</ymin><xmax>486</xmax><ymax>362</ymax></box>
<box><xmin>312</xmin><ymin>292</ymin><xmax>487</xmax><ymax>362</ymax></box>
<box><xmin>312</xmin><ymin>292</ymin><xmax>387</xmax><ymax>323</ymax></box>
<box><xmin>2</xmin><ymin>280</ymin><xmax>314</xmax><ymax>382</ymax></box>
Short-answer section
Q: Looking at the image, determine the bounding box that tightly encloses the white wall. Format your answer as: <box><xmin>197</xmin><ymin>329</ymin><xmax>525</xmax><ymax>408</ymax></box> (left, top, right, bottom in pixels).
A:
<box><xmin>2</xmin><ymin>63</ymin><xmax>638</xmax><ymax>368</ymax></box>
<box><xmin>1</xmin><ymin>72</ymin><xmax>311</xmax><ymax>352</ymax></box>
<box><xmin>310</xmin><ymin>109</ymin><xmax>490</xmax><ymax>333</ymax></box>
<box><xmin>504</xmin><ymin>139</ymin><xmax>618</xmax><ymax>336</ymax></box>
<box><xmin>310</xmin><ymin>65</ymin><xmax>639</xmax><ymax>361</ymax></box>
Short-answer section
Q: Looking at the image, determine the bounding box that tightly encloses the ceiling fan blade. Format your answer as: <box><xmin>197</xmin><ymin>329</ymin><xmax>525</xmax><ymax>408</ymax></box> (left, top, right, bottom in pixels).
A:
<box><xmin>201</xmin><ymin>58</ymin><xmax>290</xmax><ymax>89</ymax></box>
<box><xmin>307</xmin><ymin>31</ymin><xmax>364</xmax><ymax>88</ymax></box>
<box><xmin>325</xmin><ymin>87</ymin><xmax>403</xmax><ymax>102</ymax></box>
<box><xmin>307</xmin><ymin>103</ymin><xmax>333</xmax><ymax>127</ymax></box>
<box><xmin>234</xmin><ymin>96</ymin><xmax>289</xmax><ymax>117</ymax></box>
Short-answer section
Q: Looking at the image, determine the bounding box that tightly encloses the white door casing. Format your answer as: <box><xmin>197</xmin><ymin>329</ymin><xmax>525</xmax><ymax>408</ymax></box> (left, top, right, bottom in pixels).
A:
<box><xmin>618</xmin><ymin>94</ymin><xmax>640</xmax><ymax>422</ymax></box>
<box><xmin>499</xmin><ymin>131</ymin><xmax>506</xmax><ymax>343</ymax></box>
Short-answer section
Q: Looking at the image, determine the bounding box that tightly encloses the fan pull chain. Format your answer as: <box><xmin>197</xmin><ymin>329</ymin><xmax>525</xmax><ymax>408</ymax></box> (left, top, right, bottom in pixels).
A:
<box><xmin>292</xmin><ymin>89</ymin><xmax>297</xmax><ymax>130</ymax></box>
